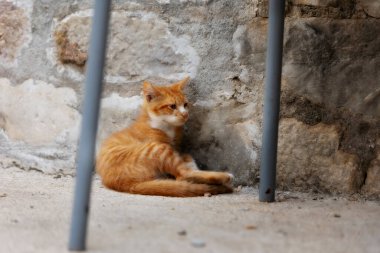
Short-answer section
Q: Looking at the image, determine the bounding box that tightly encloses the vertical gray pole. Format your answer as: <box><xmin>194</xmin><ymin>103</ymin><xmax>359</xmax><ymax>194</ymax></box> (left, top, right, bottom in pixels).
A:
<box><xmin>259</xmin><ymin>0</ymin><xmax>286</xmax><ymax>202</ymax></box>
<box><xmin>68</xmin><ymin>0</ymin><xmax>111</xmax><ymax>250</ymax></box>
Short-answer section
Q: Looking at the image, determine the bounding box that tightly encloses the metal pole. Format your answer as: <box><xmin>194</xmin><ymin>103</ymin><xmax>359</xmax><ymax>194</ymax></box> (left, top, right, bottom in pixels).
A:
<box><xmin>259</xmin><ymin>0</ymin><xmax>286</xmax><ymax>202</ymax></box>
<box><xmin>68</xmin><ymin>0</ymin><xmax>111</xmax><ymax>250</ymax></box>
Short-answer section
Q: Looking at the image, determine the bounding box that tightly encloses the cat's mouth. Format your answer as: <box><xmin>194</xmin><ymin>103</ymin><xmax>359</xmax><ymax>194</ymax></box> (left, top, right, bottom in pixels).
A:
<box><xmin>179</xmin><ymin>113</ymin><xmax>190</xmax><ymax>122</ymax></box>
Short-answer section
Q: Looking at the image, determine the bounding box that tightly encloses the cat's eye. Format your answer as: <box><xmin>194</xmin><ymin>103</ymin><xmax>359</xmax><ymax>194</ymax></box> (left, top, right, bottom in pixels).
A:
<box><xmin>184</xmin><ymin>102</ymin><xmax>188</xmax><ymax>108</ymax></box>
<box><xmin>170</xmin><ymin>104</ymin><xmax>177</xmax><ymax>110</ymax></box>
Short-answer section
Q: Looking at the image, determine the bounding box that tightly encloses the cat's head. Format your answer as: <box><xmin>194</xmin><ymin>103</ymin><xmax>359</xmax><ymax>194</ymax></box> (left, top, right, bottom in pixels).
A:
<box><xmin>142</xmin><ymin>77</ymin><xmax>190</xmax><ymax>127</ymax></box>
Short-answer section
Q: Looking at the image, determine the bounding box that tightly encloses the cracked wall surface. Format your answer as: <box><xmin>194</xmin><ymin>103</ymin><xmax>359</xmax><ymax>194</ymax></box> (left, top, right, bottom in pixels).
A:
<box><xmin>0</xmin><ymin>0</ymin><xmax>379</xmax><ymax>198</ymax></box>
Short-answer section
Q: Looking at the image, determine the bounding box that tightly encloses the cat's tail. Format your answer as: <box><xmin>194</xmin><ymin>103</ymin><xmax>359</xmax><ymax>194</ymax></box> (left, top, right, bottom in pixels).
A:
<box><xmin>128</xmin><ymin>180</ymin><xmax>233</xmax><ymax>197</ymax></box>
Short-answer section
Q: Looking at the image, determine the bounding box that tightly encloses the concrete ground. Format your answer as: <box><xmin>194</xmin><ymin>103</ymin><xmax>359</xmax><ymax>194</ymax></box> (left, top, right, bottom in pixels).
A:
<box><xmin>0</xmin><ymin>167</ymin><xmax>379</xmax><ymax>253</ymax></box>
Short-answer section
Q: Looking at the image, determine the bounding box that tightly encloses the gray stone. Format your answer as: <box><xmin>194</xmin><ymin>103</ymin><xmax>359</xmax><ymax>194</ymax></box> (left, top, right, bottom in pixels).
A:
<box><xmin>292</xmin><ymin>0</ymin><xmax>337</xmax><ymax>6</ymax></box>
<box><xmin>98</xmin><ymin>93</ymin><xmax>142</xmax><ymax>144</ymax></box>
<box><xmin>282</xmin><ymin>18</ymin><xmax>380</xmax><ymax>118</ymax></box>
<box><xmin>183</xmin><ymin>101</ymin><xmax>262</xmax><ymax>186</ymax></box>
<box><xmin>256</xmin><ymin>0</ymin><xmax>357</xmax><ymax>18</ymax></box>
<box><xmin>240</xmin><ymin>17</ymin><xmax>380</xmax><ymax>116</ymax></box>
<box><xmin>177</xmin><ymin>229</ymin><xmax>187</xmax><ymax>236</ymax></box>
<box><xmin>191</xmin><ymin>239</ymin><xmax>206</xmax><ymax>248</ymax></box>
<box><xmin>287</xmin><ymin>0</ymin><xmax>356</xmax><ymax>18</ymax></box>
<box><xmin>232</xmin><ymin>25</ymin><xmax>251</xmax><ymax>63</ymax></box>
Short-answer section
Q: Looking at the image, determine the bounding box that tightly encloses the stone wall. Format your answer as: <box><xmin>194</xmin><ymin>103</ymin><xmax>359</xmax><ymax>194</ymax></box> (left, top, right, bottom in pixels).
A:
<box><xmin>0</xmin><ymin>0</ymin><xmax>379</xmax><ymax>198</ymax></box>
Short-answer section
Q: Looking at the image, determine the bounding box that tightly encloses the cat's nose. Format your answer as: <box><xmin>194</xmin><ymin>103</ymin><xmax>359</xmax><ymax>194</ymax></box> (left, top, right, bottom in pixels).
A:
<box><xmin>182</xmin><ymin>111</ymin><xmax>189</xmax><ymax>119</ymax></box>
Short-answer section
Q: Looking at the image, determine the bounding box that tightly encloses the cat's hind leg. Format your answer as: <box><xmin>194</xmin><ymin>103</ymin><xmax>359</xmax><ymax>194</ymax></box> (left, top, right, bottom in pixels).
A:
<box><xmin>145</xmin><ymin>143</ymin><xmax>234</xmax><ymax>188</ymax></box>
<box><xmin>178</xmin><ymin>170</ymin><xmax>234</xmax><ymax>186</ymax></box>
<box><xmin>179</xmin><ymin>154</ymin><xmax>234</xmax><ymax>185</ymax></box>
<box><xmin>129</xmin><ymin>180</ymin><xmax>232</xmax><ymax>197</ymax></box>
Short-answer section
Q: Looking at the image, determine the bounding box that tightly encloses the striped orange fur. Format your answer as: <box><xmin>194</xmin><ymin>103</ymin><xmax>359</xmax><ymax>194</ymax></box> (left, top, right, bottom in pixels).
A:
<box><xmin>96</xmin><ymin>77</ymin><xmax>234</xmax><ymax>197</ymax></box>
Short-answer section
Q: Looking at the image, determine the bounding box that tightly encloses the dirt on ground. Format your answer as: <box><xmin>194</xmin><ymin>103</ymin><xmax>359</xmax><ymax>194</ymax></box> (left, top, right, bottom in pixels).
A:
<box><xmin>0</xmin><ymin>167</ymin><xmax>379</xmax><ymax>253</ymax></box>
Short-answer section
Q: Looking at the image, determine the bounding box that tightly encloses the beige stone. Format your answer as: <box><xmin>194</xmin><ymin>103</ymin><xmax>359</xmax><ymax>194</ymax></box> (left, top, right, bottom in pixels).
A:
<box><xmin>0</xmin><ymin>1</ymin><xmax>30</xmax><ymax>64</ymax></box>
<box><xmin>357</xmin><ymin>0</ymin><xmax>380</xmax><ymax>18</ymax></box>
<box><xmin>54</xmin><ymin>10</ymin><xmax>200</xmax><ymax>83</ymax></box>
<box><xmin>277</xmin><ymin>118</ymin><xmax>362</xmax><ymax>194</ymax></box>
<box><xmin>362</xmin><ymin>151</ymin><xmax>380</xmax><ymax>197</ymax></box>
<box><xmin>0</xmin><ymin>78</ymin><xmax>80</xmax><ymax>145</ymax></box>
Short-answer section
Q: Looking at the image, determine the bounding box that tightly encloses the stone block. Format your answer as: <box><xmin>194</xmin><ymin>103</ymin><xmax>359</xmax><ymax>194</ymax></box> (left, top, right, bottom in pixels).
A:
<box><xmin>0</xmin><ymin>1</ymin><xmax>30</xmax><ymax>65</ymax></box>
<box><xmin>277</xmin><ymin>118</ymin><xmax>362</xmax><ymax>194</ymax></box>
<box><xmin>54</xmin><ymin>10</ymin><xmax>200</xmax><ymax>83</ymax></box>
<box><xmin>362</xmin><ymin>141</ymin><xmax>380</xmax><ymax>198</ymax></box>
<box><xmin>0</xmin><ymin>78</ymin><xmax>79</xmax><ymax>145</ymax></box>
<box><xmin>357</xmin><ymin>0</ymin><xmax>380</xmax><ymax>18</ymax></box>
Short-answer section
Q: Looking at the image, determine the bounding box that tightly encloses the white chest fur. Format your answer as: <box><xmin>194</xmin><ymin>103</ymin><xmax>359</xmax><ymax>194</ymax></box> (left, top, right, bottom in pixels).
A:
<box><xmin>149</xmin><ymin>113</ymin><xmax>176</xmax><ymax>140</ymax></box>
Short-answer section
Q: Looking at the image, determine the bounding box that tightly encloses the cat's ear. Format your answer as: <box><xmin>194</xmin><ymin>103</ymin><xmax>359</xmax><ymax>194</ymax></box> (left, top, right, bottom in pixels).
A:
<box><xmin>172</xmin><ymin>76</ymin><xmax>190</xmax><ymax>91</ymax></box>
<box><xmin>143</xmin><ymin>81</ymin><xmax>160</xmax><ymax>102</ymax></box>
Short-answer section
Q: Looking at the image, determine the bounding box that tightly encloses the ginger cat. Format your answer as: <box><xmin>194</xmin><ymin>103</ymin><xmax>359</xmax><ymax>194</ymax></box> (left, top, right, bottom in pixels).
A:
<box><xmin>96</xmin><ymin>77</ymin><xmax>234</xmax><ymax>197</ymax></box>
